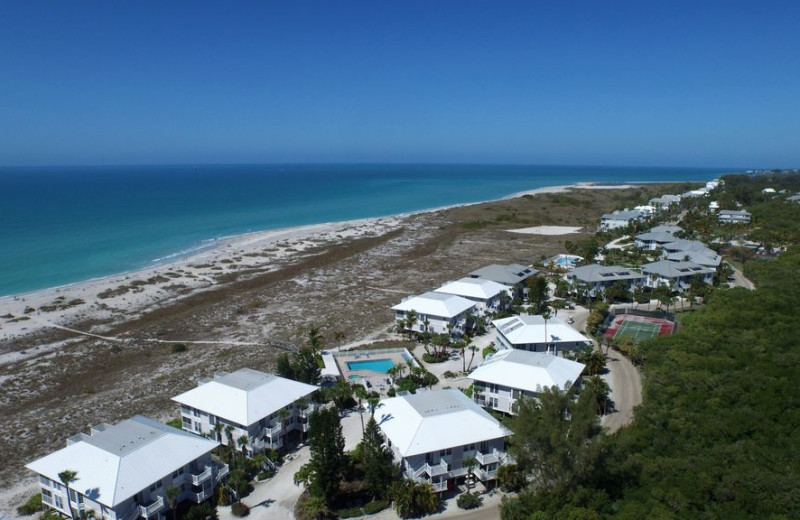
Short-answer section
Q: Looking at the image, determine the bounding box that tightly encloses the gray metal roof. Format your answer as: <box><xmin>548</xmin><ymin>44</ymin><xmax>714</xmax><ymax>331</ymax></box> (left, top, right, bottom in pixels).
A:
<box><xmin>468</xmin><ymin>263</ymin><xmax>538</xmax><ymax>285</ymax></box>
<box><xmin>216</xmin><ymin>367</ymin><xmax>278</xmax><ymax>391</ymax></box>
<box><xmin>601</xmin><ymin>210</ymin><xmax>643</xmax><ymax>220</ymax></box>
<box><xmin>570</xmin><ymin>264</ymin><xmax>645</xmax><ymax>283</ymax></box>
<box><xmin>642</xmin><ymin>260</ymin><xmax>715</xmax><ymax>278</ymax></box>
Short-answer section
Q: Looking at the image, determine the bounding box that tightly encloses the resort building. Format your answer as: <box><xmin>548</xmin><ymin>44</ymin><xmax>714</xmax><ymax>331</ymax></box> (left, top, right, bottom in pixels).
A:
<box><xmin>434</xmin><ymin>277</ymin><xmax>511</xmax><ymax>316</ymax></box>
<box><xmin>392</xmin><ymin>291</ymin><xmax>477</xmax><ymax>335</ymax></box>
<box><xmin>469</xmin><ymin>349</ymin><xmax>585</xmax><ymax>415</ymax></box>
<box><xmin>634</xmin><ymin>230</ymin><xmax>682</xmax><ymax>251</ymax></box>
<box><xmin>717</xmin><ymin>209</ymin><xmax>752</xmax><ymax>224</ymax></box>
<box><xmin>661</xmin><ymin>240</ymin><xmax>722</xmax><ymax>267</ymax></box>
<box><xmin>648</xmin><ymin>194</ymin><xmax>682</xmax><ymax>211</ymax></box>
<box><xmin>377</xmin><ymin>389</ymin><xmax>513</xmax><ymax>492</ymax></box>
<box><xmin>641</xmin><ymin>260</ymin><xmax>715</xmax><ymax>292</ymax></box>
<box><xmin>649</xmin><ymin>224</ymin><xmax>683</xmax><ymax>234</ymax></box>
<box><xmin>599</xmin><ymin>209</ymin><xmax>646</xmax><ymax>231</ymax></box>
<box><xmin>493</xmin><ymin>315</ymin><xmax>593</xmax><ymax>355</ymax></box>
<box><xmin>468</xmin><ymin>263</ymin><xmax>538</xmax><ymax>300</ymax></box>
<box><xmin>172</xmin><ymin>368</ymin><xmax>318</xmax><ymax>453</ymax></box>
<box><xmin>566</xmin><ymin>264</ymin><xmax>646</xmax><ymax>299</ymax></box>
<box><xmin>26</xmin><ymin>415</ymin><xmax>226</xmax><ymax>520</ymax></box>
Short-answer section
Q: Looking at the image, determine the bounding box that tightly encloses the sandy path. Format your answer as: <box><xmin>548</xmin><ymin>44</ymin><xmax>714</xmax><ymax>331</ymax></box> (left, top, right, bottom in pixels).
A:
<box><xmin>601</xmin><ymin>350</ymin><xmax>643</xmax><ymax>432</ymax></box>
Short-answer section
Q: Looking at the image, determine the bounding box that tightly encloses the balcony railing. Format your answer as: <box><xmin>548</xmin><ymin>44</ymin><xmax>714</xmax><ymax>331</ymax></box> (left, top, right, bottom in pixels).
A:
<box><xmin>411</xmin><ymin>460</ymin><xmax>449</xmax><ymax>479</ymax></box>
<box><xmin>189</xmin><ymin>466</ymin><xmax>213</xmax><ymax>486</ymax></box>
<box><xmin>215</xmin><ymin>463</ymin><xmax>230</xmax><ymax>482</ymax></box>
<box><xmin>475</xmin><ymin>449</ymin><xmax>501</xmax><ymax>465</ymax></box>
<box><xmin>431</xmin><ymin>480</ymin><xmax>447</xmax><ymax>492</ymax></box>
<box><xmin>139</xmin><ymin>496</ymin><xmax>165</xmax><ymax>518</ymax></box>
<box><xmin>188</xmin><ymin>490</ymin><xmax>209</xmax><ymax>503</ymax></box>
<box><xmin>298</xmin><ymin>404</ymin><xmax>316</xmax><ymax>418</ymax></box>
<box><xmin>474</xmin><ymin>466</ymin><xmax>498</xmax><ymax>480</ymax></box>
<box><xmin>42</xmin><ymin>494</ymin><xmax>54</xmax><ymax>506</ymax></box>
<box><xmin>120</xmin><ymin>504</ymin><xmax>140</xmax><ymax>520</ymax></box>
<box><xmin>264</xmin><ymin>422</ymin><xmax>284</xmax><ymax>438</ymax></box>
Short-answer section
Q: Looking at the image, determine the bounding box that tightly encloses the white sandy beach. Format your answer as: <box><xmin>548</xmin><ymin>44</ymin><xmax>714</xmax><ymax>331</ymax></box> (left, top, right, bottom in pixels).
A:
<box><xmin>0</xmin><ymin>182</ymin><xmax>616</xmax><ymax>348</ymax></box>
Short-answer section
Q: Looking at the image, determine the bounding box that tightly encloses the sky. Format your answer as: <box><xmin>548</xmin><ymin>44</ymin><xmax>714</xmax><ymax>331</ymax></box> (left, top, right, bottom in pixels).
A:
<box><xmin>1</xmin><ymin>1</ymin><xmax>798</xmax><ymax>168</ymax></box>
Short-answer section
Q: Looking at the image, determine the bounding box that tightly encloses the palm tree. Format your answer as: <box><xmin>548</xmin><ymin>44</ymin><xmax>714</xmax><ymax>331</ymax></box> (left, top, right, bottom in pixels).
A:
<box><xmin>213</xmin><ymin>422</ymin><xmax>223</xmax><ymax>443</ymax></box>
<box><xmin>165</xmin><ymin>486</ymin><xmax>181</xmax><ymax>520</ymax></box>
<box><xmin>462</xmin><ymin>457</ymin><xmax>478</xmax><ymax>489</ymax></box>
<box><xmin>237</xmin><ymin>434</ymin><xmax>249</xmax><ymax>457</ymax></box>
<box><xmin>306</xmin><ymin>325</ymin><xmax>324</xmax><ymax>351</ymax></box>
<box><xmin>541</xmin><ymin>307</ymin><xmax>552</xmax><ymax>354</ymax></box>
<box><xmin>224</xmin><ymin>426</ymin><xmax>235</xmax><ymax>469</ymax></box>
<box><xmin>465</xmin><ymin>345</ymin><xmax>479</xmax><ymax>371</ymax></box>
<box><xmin>405</xmin><ymin>309</ymin><xmax>418</xmax><ymax>339</ymax></box>
<box><xmin>57</xmin><ymin>470</ymin><xmax>78</xmax><ymax>520</ymax></box>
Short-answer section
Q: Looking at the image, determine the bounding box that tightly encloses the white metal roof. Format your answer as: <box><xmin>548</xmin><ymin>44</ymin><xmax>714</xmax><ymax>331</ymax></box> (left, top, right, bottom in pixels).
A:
<box><xmin>468</xmin><ymin>349</ymin><xmax>585</xmax><ymax>393</ymax></box>
<box><xmin>493</xmin><ymin>315</ymin><xmax>592</xmax><ymax>346</ymax></box>
<box><xmin>171</xmin><ymin>368</ymin><xmax>318</xmax><ymax>427</ymax></box>
<box><xmin>25</xmin><ymin>416</ymin><xmax>218</xmax><ymax>508</ymax></box>
<box><xmin>434</xmin><ymin>277</ymin><xmax>510</xmax><ymax>301</ymax></box>
<box><xmin>391</xmin><ymin>291</ymin><xmax>477</xmax><ymax>318</ymax></box>
<box><xmin>377</xmin><ymin>389</ymin><xmax>511</xmax><ymax>457</ymax></box>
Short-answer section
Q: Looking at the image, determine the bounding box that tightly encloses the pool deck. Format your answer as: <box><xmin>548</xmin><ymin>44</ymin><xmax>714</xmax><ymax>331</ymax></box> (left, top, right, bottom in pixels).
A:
<box><xmin>334</xmin><ymin>347</ymin><xmax>416</xmax><ymax>394</ymax></box>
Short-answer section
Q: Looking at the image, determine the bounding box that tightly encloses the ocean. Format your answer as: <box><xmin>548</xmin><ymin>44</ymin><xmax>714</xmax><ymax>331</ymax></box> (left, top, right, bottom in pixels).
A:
<box><xmin>0</xmin><ymin>163</ymin><xmax>733</xmax><ymax>296</ymax></box>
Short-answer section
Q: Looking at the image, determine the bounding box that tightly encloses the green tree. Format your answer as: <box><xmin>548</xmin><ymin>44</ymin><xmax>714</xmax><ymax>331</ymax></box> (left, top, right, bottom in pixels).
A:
<box><xmin>390</xmin><ymin>480</ymin><xmax>438</xmax><ymax>518</ymax></box>
<box><xmin>510</xmin><ymin>387</ymin><xmax>603</xmax><ymax>493</ymax></box>
<box><xmin>57</xmin><ymin>470</ymin><xmax>78</xmax><ymax>520</ymax></box>
<box><xmin>305</xmin><ymin>407</ymin><xmax>346</xmax><ymax>506</ymax></box>
<box><xmin>360</xmin><ymin>416</ymin><xmax>399</xmax><ymax>499</ymax></box>
<box><xmin>165</xmin><ymin>486</ymin><xmax>181</xmax><ymax>520</ymax></box>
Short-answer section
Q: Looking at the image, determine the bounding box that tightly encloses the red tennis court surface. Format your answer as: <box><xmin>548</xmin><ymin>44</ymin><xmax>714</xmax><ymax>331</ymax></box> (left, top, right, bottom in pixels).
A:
<box><xmin>604</xmin><ymin>314</ymin><xmax>675</xmax><ymax>342</ymax></box>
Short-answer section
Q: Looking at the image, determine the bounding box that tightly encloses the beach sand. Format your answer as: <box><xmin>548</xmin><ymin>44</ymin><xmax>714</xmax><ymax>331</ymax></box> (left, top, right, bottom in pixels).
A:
<box><xmin>0</xmin><ymin>181</ymin><xmax>659</xmax><ymax>516</ymax></box>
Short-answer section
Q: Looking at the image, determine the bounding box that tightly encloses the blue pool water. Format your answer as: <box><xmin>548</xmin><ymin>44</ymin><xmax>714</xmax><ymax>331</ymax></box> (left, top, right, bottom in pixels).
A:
<box><xmin>346</xmin><ymin>358</ymin><xmax>395</xmax><ymax>373</ymax></box>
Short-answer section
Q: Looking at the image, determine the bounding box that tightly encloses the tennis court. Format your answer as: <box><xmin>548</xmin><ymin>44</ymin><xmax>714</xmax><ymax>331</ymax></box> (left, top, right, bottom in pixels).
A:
<box><xmin>604</xmin><ymin>313</ymin><xmax>675</xmax><ymax>342</ymax></box>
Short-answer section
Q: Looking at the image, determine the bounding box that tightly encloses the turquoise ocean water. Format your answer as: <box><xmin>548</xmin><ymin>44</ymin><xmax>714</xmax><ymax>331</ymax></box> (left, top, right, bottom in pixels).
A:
<box><xmin>0</xmin><ymin>164</ymin><xmax>733</xmax><ymax>296</ymax></box>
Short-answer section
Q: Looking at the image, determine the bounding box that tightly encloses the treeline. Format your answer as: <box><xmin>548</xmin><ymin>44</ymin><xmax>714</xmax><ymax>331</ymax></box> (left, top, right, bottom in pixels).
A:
<box><xmin>502</xmin><ymin>188</ymin><xmax>800</xmax><ymax>519</ymax></box>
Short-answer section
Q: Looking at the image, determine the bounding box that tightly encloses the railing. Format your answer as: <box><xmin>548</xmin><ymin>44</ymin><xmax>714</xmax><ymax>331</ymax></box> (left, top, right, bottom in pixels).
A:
<box><xmin>189</xmin><ymin>466</ymin><xmax>213</xmax><ymax>486</ymax></box>
<box><xmin>188</xmin><ymin>490</ymin><xmax>209</xmax><ymax>503</ymax></box>
<box><xmin>42</xmin><ymin>494</ymin><xmax>54</xmax><ymax>506</ymax></box>
<box><xmin>411</xmin><ymin>460</ymin><xmax>449</xmax><ymax>478</ymax></box>
<box><xmin>475</xmin><ymin>449</ymin><xmax>501</xmax><ymax>465</ymax></box>
<box><xmin>215</xmin><ymin>463</ymin><xmax>230</xmax><ymax>482</ymax></box>
<box><xmin>474</xmin><ymin>466</ymin><xmax>497</xmax><ymax>480</ymax></box>
<box><xmin>430</xmin><ymin>480</ymin><xmax>447</xmax><ymax>492</ymax></box>
<box><xmin>299</xmin><ymin>404</ymin><xmax>316</xmax><ymax>418</ymax></box>
<box><xmin>139</xmin><ymin>496</ymin><xmax>165</xmax><ymax>518</ymax></box>
<box><xmin>120</xmin><ymin>504</ymin><xmax>140</xmax><ymax>520</ymax></box>
<box><xmin>264</xmin><ymin>422</ymin><xmax>284</xmax><ymax>437</ymax></box>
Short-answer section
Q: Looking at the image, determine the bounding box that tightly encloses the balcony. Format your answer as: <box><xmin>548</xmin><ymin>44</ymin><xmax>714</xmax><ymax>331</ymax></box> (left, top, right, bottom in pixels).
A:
<box><xmin>138</xmin><ymin>496</ymin><xmax>165</xmax><ymax>518</ymax></box>
<box><xmin>475</xmin><ymin>449</ymin><xmax>501</xmax><ymax>465</ymax></box>
<box><xmin>430</xmin><ymin>480</ymin><xmax>447</xmax><ymax>492</ymax></box>
<box><xmin>188</xmin><ymin>490</ymin><xmax>209</xmax><ymax>503</ymax></box>
<box><xmin>215</xmin><ymin>463</ymin><xmax>230</xmax><ymax>483</ymax></box>
<box><xmin>189</xmin><ymin>466</ymin><xmax>213</xmax><ymax>486</ymax></box>
<box><xmin>264</xmin><ymin>422</ymin><xmax>284</xmax><ymax>438</ymax></box>
<box><xmin>298</xmin><ymin>404</ymin><xmax>316</xmax><ymax>419</ymax></box>
<box><xmin>474</xmin><ymin>466</ymin><xmax>498</xmax><ymax>480</ymax></box>
<box><xmin>411</xmin><ymin>460</ymin><xmax>449</xmax><ymax>479</ymax></box>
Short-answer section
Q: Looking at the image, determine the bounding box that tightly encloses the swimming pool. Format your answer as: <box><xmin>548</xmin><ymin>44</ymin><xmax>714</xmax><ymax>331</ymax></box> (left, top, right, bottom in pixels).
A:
<box><xmin>346</xmin><ymin>358</ymin><xmax>395</xmax><ymax>373</ymax></box>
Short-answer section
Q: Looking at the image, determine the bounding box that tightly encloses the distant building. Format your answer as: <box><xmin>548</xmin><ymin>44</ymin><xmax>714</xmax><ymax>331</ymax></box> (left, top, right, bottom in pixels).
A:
<box><xmin>469</xmin><ymin>349</ymin><xmax>585</xmax><ymax>415</ymax></box>
<box><xmin>641</xmin><ymin>260</ymin><xmax>715</xmax><ymax>292</ymax></box>
<box><xmin>392</xmin><ymin>291</ymin><xmax>477</xmax><ymax>334</ymax></box>
<box><xmin>172</xmin><ymin>368</ymin><xmax>318</xmax><ymax>453</ymax></box>
<box><xmin>377</xmin><ymin>389</ymin><xmax>513</xmax><ymax>492</ymax></box>
<box><xmin>434</xmin><ymin>277</ymin><xmax>511</xmax><ymax>316</ymax></box>
<box><xmin>468</xmin><ymin>263</ymin><xmax>538</xmax><ymax>300</ymax></box>
<box><xmin>648</xmin><ymin>194</ymin><xmax>682</xmax><ymax>210</ymax></box>
<box><xmin>717</xmin><ymin>209</ymin><xmax>751</xmax><ymax>224</ymax></box>
<box><xmin>26</xmin><ymin>416</ymin><xmax>226</xmax><ymax>520</ymax></box>
<box><xmin>635</xmin><ymin>230</ymin><xmax>681</xmax><ymax>250</ymax></box>
<box><xmin>566</xmin><ymin>264</ymin><xmax>646</xmax><ymax>298</ymax></box>
<box><xmin>493</xmin><ymin>315</ymin><xmax>593</xmax><ymax>354</ymax></box>
<box><xmin>661</xmin><ymin>239</ymin><xmax>721</xmax><ymax>267</ymax></box>
<box><xmin>599</xmin><ymin>209</ymin><xmax>646</xmax><ymax>231</ymax></box>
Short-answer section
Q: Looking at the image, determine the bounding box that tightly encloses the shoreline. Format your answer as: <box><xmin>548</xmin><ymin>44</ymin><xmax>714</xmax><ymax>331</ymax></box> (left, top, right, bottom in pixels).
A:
<box><xmin>0</xmin><ymin>180</ymin><xmax>693</xmax><ymax>345</ymax></box>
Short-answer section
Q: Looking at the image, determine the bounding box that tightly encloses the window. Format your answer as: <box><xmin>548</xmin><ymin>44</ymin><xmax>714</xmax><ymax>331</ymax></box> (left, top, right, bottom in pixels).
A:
<box><xmin>40</xmin><ymin>476</ymin><xmax>51</xmax><ymax>486</ymax></box>
<box><xmin>194</xmin><ymin>422</ymin><xmax>202</xmax><ymax>433</ymax></box>
<box><xmin>439</xmin><ymin>448</ymin><xmax>452</xmax><ymax>456</ymax></box>
<box><xmin>182</xmin><ymin>417</ymin><xmax>192</xmax><ymax>427</ymax></box>
<box><xmin>42</xmin><ymin>490</ymin><xmax>52</xmax><ymax>499</ymax></box>
<box><xmin>209</xmin><ymin>416</ymin><xmax>216</xmax><ymax>425</ymax></box>
<box><xmin>192</xmin><ymin>408</ymin><xmax>200</xmax><ymax>417</ymax></box>
<box><xmin>172</xmin><ymin>470</ymin><xmax>179</xmax><ymax>478</ymax></box>
<box><xmin>178</xmin><ymin>467</ymin><xmax>184</xmax><ymax>475</ymax></box>
<box><xmin>55</xmin><ymin>496</ymin><xmax>63</xmax><ymax>509</ymax></box>
<box><xmin>464</xmin><ymin>443</ymin><xmax>475</xmax><ymax>452</ymax></box>
<box><xmin>488</xmin><ymin>383</ymin><xmax>498</xmax><ymax>393</ymax></box>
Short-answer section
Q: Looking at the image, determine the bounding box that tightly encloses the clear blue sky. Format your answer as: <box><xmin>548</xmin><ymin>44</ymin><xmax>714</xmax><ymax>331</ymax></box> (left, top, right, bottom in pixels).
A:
<box><xmin>1</xmin><ymin>0</ymin><xmax>798</xmax><ymax>168</ymax></box>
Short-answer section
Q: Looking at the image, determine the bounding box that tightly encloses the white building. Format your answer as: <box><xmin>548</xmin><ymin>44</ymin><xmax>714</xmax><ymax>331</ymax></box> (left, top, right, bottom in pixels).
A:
<box><xmin>172</xmin><ymin>368</ymin><xmax>318</xmax><ymax>453</ymax></box>
<box><xmin>599</xmin><ymin>209</ymin><xmax>646</xmax><ymax>231</ymax></box>
<box><xmin>641</xmin><ymin>260</ymin><xmax>715</xmax><ymax>292</ymax></box>
<box><xmin>469</xmin><ymin>349</ymin><xmax>585</xmax><ymax>415</ymax></box>
<box><xmin>634</xmin><ymin>230</ymin><xmax>681</xmax><ymax>250</ymax></box>
<box><xmin>661</xmin><ymin>239</ymin><xmax>721</xmax><ymax>268</ymax></box>
<box><xmin>26</xmin><ymin>416</ymin><xmax>226</xmax><ymax>520</ymax></box>
<box><xmin>493</xmin><ymin>315</ymin><xmax>593</xmax><ymax>354</ymax></box>
<box><xmin>377</xmin><ymin>389</ymin><xmax>513</xmax><ymax>492</ymax></box>
<box><xmin>434</xmin><ymin>277</ymin><xmax>511</xmax><ymax>316</ymax></box>
<box><xmin>392</xmin><ymin>291</ymin><xmax>477</xmax><ymax>334</ymax></box>
<box><xmin>648</xmin><ymin>194</ymin><xmax>682</xmax><ymax>211</ymax></box>
<box><xmin>566</xmin><ymin>264</ymin><xmax>646</xmax><ymax>298</ymax></box>
<box><xmin>717</xmin><ymin>209</ymin><xmax>752</xmax><ymax>224</ymax></box>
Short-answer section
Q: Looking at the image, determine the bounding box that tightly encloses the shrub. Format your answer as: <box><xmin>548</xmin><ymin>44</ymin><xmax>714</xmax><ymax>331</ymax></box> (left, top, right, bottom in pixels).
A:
<box><xmin>363</xmin><ymin>500</ymin><xmax>389</xmax><ymax>514</ymax></box>
<box><xmin>166</xmin><ymin>418</ymin><xmax>183</xmax><ymax>429</ymax></box>
<box><xmin>443</xmin><ymin>370</ymin><xmax>457</xmax><ymax>378</ymax></box>
<box><xmin>422</xmin><ymin>353</ymin><xmax>448</xmax><ymax>363</ymax></box>
<box><xmin>257</xmin><ymin>470</ymin><xmax>271</xmax><ymax>481</ymax></box>
<box><xmin>336</xmin><ymin>507</ymin><xmax>363</xmax><ymax>518</ymax></box>
<box><xmin>456</xmin><ymin>491</ymin><xmax>484</xmax><ymax>510</ymax></box>
<box><xmin>171</xmin><ymin>343</ymin><xmax>188</xmax><ymax>353</ymax></box>
<box><xmin>231</xmin><ymin>502</ymin><xmax>250</xmax><ymax>517</ymax></box>
<box><xmin>17</xmin><ymin>493</ymin><xmax>41</xmax><ymax>515</ymax></box>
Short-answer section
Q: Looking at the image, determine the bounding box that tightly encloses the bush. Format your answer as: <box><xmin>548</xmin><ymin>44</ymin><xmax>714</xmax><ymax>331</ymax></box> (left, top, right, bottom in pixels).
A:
<box><xmin>231</xmin><ymin>502</ymin><xmax>250</xmax><ymax>517</ymax></box>
<box><xmin>257</xmin><ymin>470</ymin><xmax>271</xmax><ymax>481</ymax></box>
<box><xmin>171</xmin><ymin>343</ymin><xmax>188</xmax><ymax>353</ymax></box>
<box><xmin>17</xmin><ymin>493</ymin><xmax>41</xmax><ymax>515</ymax></box>
<box><xmin>363</xmin><ymin>500</ymin><xmax>389</xmax><ymax>514</ymax></box>
<box><xmin>443</xmin><ymin>370</ymin><xmax>457</xmax><ymax>378</ymax></box>
<box><xmin>422</xmin><ymin>353</ymin><xmax>448</xmax><ymax>363</ymax></box>
<box><xmin>166</xmin><ymin>418</ymin><xmax>183</xmax><ymax>429</ymax></box>
<box><xmin>336</xmin><ymin>507</ymin><xmax>363</xmax><ymax>518</ymax></box>
<box><xmin>457</xmin><ymin>491</ymin><xmax>484</xmax><ymax>510</ymax></box>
